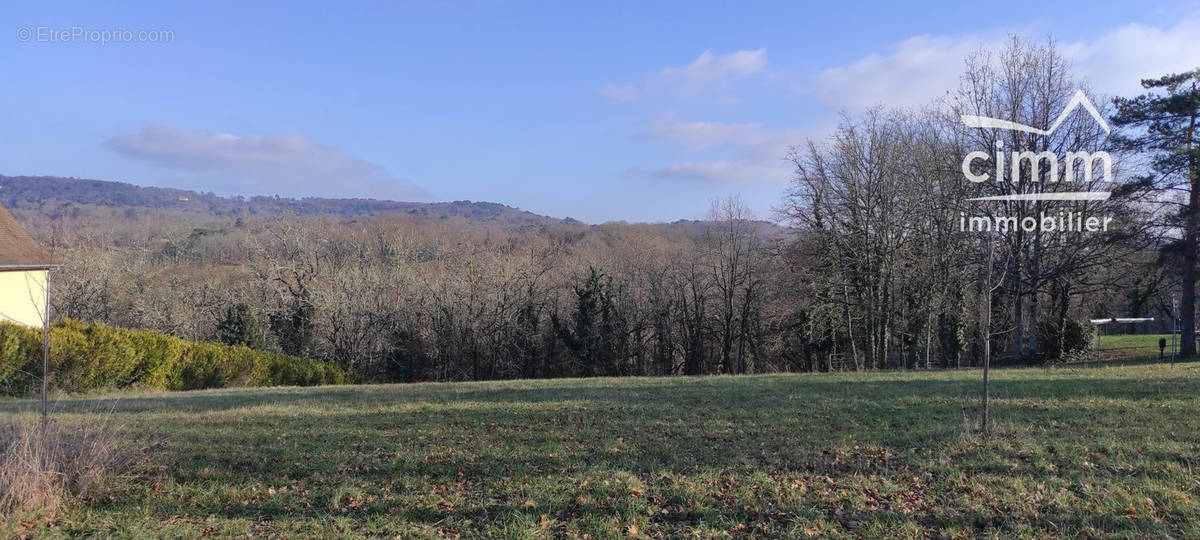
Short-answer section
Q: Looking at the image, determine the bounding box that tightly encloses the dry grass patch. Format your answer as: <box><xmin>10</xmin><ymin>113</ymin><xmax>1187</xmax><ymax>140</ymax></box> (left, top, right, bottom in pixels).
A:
<box><xmin>0</xmin><ymin>413</ymin><xmax>156</xmax><ymax>530</ymax></box>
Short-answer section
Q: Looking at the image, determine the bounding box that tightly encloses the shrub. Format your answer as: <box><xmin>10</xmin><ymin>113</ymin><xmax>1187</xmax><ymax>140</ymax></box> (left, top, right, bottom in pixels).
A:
<box><xmin>0</xmin><ymin>320</ymin><xmax>345</xmax><ymax>396</ymax></box>
<box><xmin>1038</xmin><ymin>317</ymin><xmax>1096</xmax><ymax>362</ymax></box>
<box><xmin>0</xmin><ymin>324</ymin><xmax>41</xmax><ymax>396</ymax></box>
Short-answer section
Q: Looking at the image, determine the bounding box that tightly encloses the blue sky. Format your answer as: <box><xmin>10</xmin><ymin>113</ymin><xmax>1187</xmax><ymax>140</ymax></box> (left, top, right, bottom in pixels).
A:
<box><xmin>2</xmin><ymin>1</ymin><xmax>1199</xmax><ymax>222</ymax></box>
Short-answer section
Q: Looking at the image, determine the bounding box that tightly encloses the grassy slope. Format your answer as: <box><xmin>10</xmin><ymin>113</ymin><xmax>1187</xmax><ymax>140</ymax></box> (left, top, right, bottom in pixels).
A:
<box><xmin>3</xmin><ymin>364</ymin><xmax>1199</xmax><ymax>538</ymax></box>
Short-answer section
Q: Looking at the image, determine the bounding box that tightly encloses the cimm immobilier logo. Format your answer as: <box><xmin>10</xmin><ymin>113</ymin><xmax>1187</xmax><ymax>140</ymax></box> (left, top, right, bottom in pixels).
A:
<box><xmin>959</xmin><ymin>90</ymin><xmax>1114</xmax><ymax>233</ymax></box>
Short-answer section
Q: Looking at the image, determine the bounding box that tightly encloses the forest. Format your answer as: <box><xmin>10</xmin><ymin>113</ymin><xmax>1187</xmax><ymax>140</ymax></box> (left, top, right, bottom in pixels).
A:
<box><xmin>11</xmin><ymin>39</ymin><xmax>1197</xmax><ymax>384</ymax></box>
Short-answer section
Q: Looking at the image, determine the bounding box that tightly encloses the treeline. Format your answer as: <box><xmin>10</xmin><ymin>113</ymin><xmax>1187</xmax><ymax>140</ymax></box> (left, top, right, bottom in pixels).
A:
<box><xmin>0</xmin><ymin>175</ymin><xmax>557</xmax><ymax>226</ymax></box>
<box><xmin>17</xmin><ymin>38</ymin><xmax>1192</xmax><ymax>384</ymax></box>
<box><xmin>0</xmin><ymin>320</ymin><xmax>345</xmax><ymax>396</ymax></box>
<box><xmin>35</xmin><ymin>199</ymin><xmax>793</xmax><ymax>381</ymax></box>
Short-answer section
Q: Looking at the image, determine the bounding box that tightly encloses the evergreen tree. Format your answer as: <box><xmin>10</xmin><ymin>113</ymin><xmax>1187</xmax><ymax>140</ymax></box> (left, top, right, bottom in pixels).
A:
<box><xmin>554</xmin><ymin>267</ymin><xmax>621</xmax><ymax>376</ymax></box>
<box><xmin>1112</xmin><ymin>69</ymin><xmax>1200</xmax><ymax>355</ymax></box>
<box><xmin>215</xmin><ymin>302</ymin><xmax>266</xmax><ymax>350</ymax></box>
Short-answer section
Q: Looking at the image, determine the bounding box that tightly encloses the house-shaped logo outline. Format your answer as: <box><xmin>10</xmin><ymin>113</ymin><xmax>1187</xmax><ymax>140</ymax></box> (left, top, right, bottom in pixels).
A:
<box><xmin>961</xmin><ymin>90</ymin><xmax>1110</xmax><ymax>135</ymax></box>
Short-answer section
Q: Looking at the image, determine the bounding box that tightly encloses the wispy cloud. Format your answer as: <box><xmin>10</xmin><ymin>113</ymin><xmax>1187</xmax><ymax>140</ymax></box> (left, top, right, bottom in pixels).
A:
<box><xmin>108</xmin><ymin>125</ymin><xmax>427</xmax><ymax>200</ymax></box>
<box><xmin>601</xmin><ymin>48</ymin><xmax>768</xmax><ymax>102</ymax></box>
<box><xmin>599</xmin><ymin>84</ymin><xmax>638</xmax><ymax>101</ymax></box>
<box><xmin>656</xmin><ymin>49</ymin><xmax>767</xmax><ymax>95</ymax></box>
<box><xmin>648</xmin><ymin>115</ymin><xmax>798</xmax><ymax>154</ymax></box>
<box><xmin>643</xmin><ymin>115</ymin><xmax>804</xmax><ymax>184</ymax></box>
<box><xmin>652</xmin><ymin>160</ymin><xmax>784</xmax><ymax>185</ymax></box>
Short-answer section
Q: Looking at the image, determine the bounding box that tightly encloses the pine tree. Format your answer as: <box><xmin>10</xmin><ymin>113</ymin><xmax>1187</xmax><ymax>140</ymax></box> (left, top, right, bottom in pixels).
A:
<box><xmin>1112</xmin><ymin>70</ymin><xmax>1200</xmax><ymax>355</ymax></box>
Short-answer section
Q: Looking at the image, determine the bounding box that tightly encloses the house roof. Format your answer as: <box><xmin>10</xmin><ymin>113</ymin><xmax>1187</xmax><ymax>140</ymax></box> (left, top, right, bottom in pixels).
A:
<box><xmin>0</xmin><ymin>204</ymin><xmax>59</xmax><ymax>268</ymax></box>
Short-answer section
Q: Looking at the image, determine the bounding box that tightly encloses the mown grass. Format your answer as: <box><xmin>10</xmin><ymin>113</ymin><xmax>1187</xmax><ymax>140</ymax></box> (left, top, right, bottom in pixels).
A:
<box><xmin>1096</xmin><ymin>334</ymin><xmax>1177</xmax><ymax>362</ymax></box>
<box><xmin>1099</xmin><ymin>333</ymin><xmax>1176</xmax><ymax>355</ymax></box>
<box><xmin>2</xmin><ymin>364</ymin><xmax>1199</xmax><ymax>538</ymax></box>
<box><xmin>1098</xmin><ymin>333</ymin><xmax>1172</xmax><ymax>351</ymax></box>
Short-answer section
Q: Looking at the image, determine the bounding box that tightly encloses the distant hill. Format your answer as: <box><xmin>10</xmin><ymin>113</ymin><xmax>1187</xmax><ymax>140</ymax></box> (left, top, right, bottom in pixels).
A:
<box><xmin>0</xmin><ymin>175</ymin><xmax>561</xmax><ymax>226</ymax></box>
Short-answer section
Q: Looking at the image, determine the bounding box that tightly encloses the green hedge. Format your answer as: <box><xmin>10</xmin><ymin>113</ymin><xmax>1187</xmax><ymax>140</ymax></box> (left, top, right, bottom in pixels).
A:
<box><xmin>0</xmin><ymin>319</ymin><xmax>346</xmax><ymax>396</ymax></box>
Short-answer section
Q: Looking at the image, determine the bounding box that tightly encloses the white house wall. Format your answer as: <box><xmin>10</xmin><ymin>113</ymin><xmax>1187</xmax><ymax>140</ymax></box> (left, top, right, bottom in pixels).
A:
<box><xmin>0</xmin><ymin>269</ymin><xmax>48</xmax><ymax>328</ymax></box>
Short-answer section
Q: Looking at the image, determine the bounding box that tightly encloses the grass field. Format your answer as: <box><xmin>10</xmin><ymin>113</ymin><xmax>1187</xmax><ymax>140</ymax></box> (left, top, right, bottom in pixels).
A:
<box><xmin>3</xmin><ymin>364</ymin><xmax>1200</xmax><ymax>538</ymax></box>
<box><xmin>1098</xmin><ymin>333</ymin><xmax>1173</xmax><ymax>350</ymax></box>
<box><xmin>1097</xmin><ymin>334</ymin><xmax>1178</xmax><ymax>362</ymax></box>
<box><xmin>1098</xmin><ymin>333</ymin><xmax>1170</xmax><ymax>348</ymax></box>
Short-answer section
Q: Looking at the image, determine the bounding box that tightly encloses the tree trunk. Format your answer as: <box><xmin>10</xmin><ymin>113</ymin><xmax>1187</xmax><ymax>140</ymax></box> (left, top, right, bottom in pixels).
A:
<box><xmin>981</xmin><ymin>241</ymin><xmax>995</xmax><ymax>435</ymax></box>
<box><xmin>1183</xmin><ymin>111</ymin><xmax>1200</xmax><ymax>357</ymax></box>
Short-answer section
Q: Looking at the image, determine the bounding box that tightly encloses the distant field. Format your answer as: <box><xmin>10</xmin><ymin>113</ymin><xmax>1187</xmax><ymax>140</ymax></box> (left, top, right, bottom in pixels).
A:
<box><xmin>3</xmin><ymin>365</ymin><xmax>1200</xmax><ymax>537</ymax></box>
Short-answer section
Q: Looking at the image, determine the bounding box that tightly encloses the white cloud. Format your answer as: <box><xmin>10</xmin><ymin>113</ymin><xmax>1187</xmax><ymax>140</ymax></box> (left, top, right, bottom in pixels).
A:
<box><xmin>1063</xmin><ymin>18</ymin><xmax>1200</xmax><ymax>97</ymax></box>
<box><xmin>108</xmin><ymin>125</ymin><xmax>427</xmax><ymax>200</ymax></box>
<box><xmin>812</xmin><ymin>34</ymin><xmax>984</xmax><ymax>111</ymax></box>
<box><xmin>637</xmin><ymin>18</ymin><xmax>1200</xmax><ymax>187</ymax></box>
<box><xmin>810</xmin><ymin>17</ymin><xmax>1200</xmax><ymax>113</ymax></box>
<box><xmin>600</xmin><ymin>48</ymin><xmax>768</xmax><ymax>102</ymax></box>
